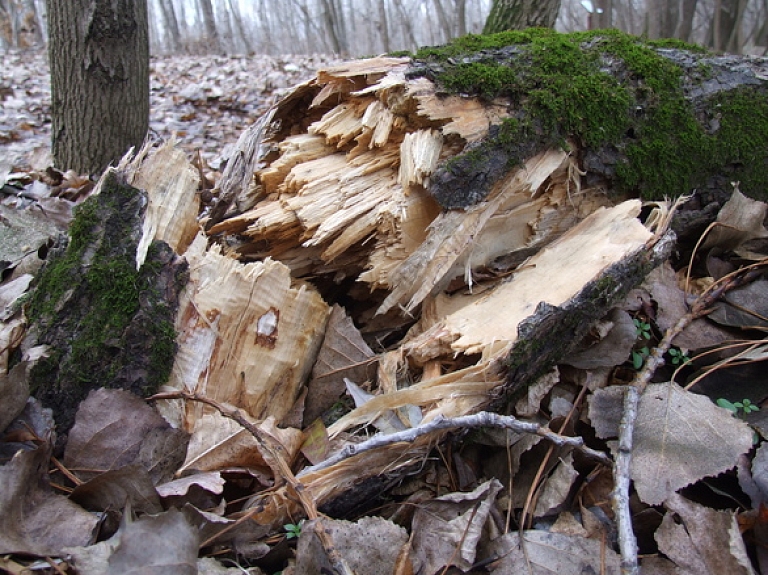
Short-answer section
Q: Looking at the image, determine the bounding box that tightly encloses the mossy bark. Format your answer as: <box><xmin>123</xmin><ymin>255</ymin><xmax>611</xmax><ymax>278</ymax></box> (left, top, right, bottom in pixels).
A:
<box><xmin>25</xmin><ymin>172</ymin><xmax>188</xmax><ymax>443</ymax></box>
<box><xmin>411</xmin><ymin>29</ymin><xmax>768</xmax><ymax>209</ymax></box>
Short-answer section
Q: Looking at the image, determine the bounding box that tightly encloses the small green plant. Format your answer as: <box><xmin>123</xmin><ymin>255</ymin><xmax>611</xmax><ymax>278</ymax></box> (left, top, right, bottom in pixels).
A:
<box><xmin>632</xmin><ymin>347</ymin><xmax>649</xmax><ymax>370</ymax></box>
<box><xmin>668</xmin><ymin>347</ymin><xmax>690</xmax><ymax>365</ymax></box>
<box><xmin>716</xmin><ymin>398</ymin><xmax>759</xmax><ymax>417</ymax></box>
<box><xmin>284</xmin><ymin>519</ymin><xmax>304</xmax><ymax>540</ymax></box>
<box><xmin>633</xmin><ymin>318</ymin><xmax>652</xmax><ymax>340</ymax></box>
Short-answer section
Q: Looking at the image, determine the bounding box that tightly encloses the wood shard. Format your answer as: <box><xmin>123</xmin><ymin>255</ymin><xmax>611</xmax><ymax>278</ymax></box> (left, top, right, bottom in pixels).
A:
<box><xmin>403</xmin><ymin>200</ymin><xmax>653</xmax><ymax>363</ymax></box>
<box><xmin>162</xmin><ymin>235</ymin><xmax>329</xmax><ymax>433</ymax></box>
<box><xmin>124</xmin><ymin>140</ymin><xmax>201</xmax><ymax>266</ymax></box>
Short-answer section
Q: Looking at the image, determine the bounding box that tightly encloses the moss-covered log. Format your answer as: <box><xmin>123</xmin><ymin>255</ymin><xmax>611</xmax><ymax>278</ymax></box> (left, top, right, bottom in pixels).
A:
<box><xmin>25</xmin><ymin>171</ymin><xmax>188</xmax><ymax>440</ymax></box>
<box><xmin>409</xmin><ymin>29</ymin><xmax>768</xmax><ymax>208</ymax></box>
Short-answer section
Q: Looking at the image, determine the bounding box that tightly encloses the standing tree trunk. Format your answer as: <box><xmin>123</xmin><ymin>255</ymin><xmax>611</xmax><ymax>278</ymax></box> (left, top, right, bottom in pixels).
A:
<box><xmin>157</xmin><ymin>0</ymin><xmax>182</xmax><ymax>52</ymax></box>
<box><xmin>483</xmin><ymin>0</ymin><xmax>561</xmax><ymax>33</ymax></box>
<box><xmin>676</xmin><ymin>0</ymin><xmax>699</xmax><ymax>42</ymax></box>
<box><xmin>592</xmin><ymin>0</ymin><xmax>613</xmax><ymax>29</ymax></box>
<box><xmin>47</xmin><ymin>0</ymin><xmax>148</xmax><ymax>175</ymax></box>
<box><xmin>456</xmin><ymin>0</ymin><xmax>467</xmax><ymax>37</ymax></box>
<box><xmin>198</xmin><ymin>0</ymin><xmax>220</xmax><ymax>52</ymax></box>
<box><xmin>377</xmin><ymin>0</ymin><xmax>390</xmax><ymax>53</ymax></box>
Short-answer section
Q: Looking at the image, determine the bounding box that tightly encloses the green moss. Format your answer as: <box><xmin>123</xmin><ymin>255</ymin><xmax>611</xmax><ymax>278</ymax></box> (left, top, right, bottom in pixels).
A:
<box><xmin>26</xmin><ymin>172</ymin><xmax>184</xmax><ymax>432</ymax></box>
<box><xmin>646</xmin><ymin>37</ymin><xmax>708</xmax><ymax>52</ymax></box>
<box><xmin>410</xmin><ymin>28</ymin><xmax>768</xmax><ymax>203</ymax></box>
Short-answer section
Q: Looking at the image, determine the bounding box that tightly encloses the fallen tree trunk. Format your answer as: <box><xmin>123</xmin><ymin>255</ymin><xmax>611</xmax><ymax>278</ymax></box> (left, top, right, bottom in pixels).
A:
<box><xmin>20</xmin><ymin>29</ymin><xmax>768</xmax><ymax>533</ymax></box>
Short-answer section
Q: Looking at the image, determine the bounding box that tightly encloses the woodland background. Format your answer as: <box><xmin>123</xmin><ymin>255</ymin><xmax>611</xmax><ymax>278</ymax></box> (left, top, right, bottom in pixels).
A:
<box><xmin>2</xmin><ymin>0</ymin><xmax>768</xmax><ymax>58</ymax></box>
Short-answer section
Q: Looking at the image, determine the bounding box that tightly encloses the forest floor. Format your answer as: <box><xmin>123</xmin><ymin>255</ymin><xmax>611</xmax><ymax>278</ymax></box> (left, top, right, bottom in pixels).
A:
<box><xmin>0</xmin><ymin>49</ymin><xmax>341</xmax><ymax>180</ymax></box>
<box><xmin>1</xmin><ymin>46</ymin><xmax>768</xmax><ymax>575</ymax></box>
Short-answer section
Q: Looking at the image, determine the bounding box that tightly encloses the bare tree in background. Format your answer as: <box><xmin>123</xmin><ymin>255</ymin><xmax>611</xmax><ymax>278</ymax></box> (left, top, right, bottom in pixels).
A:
<box><xmin>483</xmin><ymin>0</ymin><xmax>562</xmax><ymax>33</ymax></box>
<box><xmin>708</xmin><ymin>0</ymin><xmax>748</xmax><ymax>51</ymax></box>
<box><xmin>198</xmin><ymin>0</ymin><xmax>221</xmax><ymax>52</ymax></box>
<box><xmin>47</xmin><ymin>0</ymin><xmax>148</xmax><ymax>174</ymax></box>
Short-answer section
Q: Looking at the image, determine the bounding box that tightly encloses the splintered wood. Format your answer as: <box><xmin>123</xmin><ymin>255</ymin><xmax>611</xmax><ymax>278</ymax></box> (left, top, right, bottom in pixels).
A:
<box><xmin>128</xmin><ymin>56</ymin><xmax>668</xmax><ymax>520</ymax></box>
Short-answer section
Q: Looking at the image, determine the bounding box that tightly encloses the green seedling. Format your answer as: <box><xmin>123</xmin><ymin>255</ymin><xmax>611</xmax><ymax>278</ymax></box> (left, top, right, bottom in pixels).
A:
<box><xmin>632</xmin><ymin>347</ymin><xmax>650</xmax><ymax>370</ymax></box>
<box><xmin>716</xmin><ymin>398</ymin><xmax>759</xmax><ymax>416</ymax></box>
<box><xmin>284</xmin><ymin>519</ymin><xmax>304</xmax><ymax>540</ymax></box>
<box><xmin>634</xmin><ymin>318</ymin><xmax>652</xmax><ymax>340</ymax></box>
<box><xmin>668</xmin><ymin>347</ymin><xmax>690</xmax><ymax>365</ymax></box>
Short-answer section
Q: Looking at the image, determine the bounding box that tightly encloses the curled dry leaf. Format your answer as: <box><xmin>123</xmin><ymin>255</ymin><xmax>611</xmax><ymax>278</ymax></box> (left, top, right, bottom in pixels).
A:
<box><xmin>411</xmin><ymin>479</ymin><xmax>503</xmax><ymax>574</ymax></box>
<box><xmin>0</xmin><ymin>445</ymin><xmax>97</xmax><ymax>556</ymax></box>
<box><xmin>655</xmin><ymin>493</ymin><xmax>754</xmax><ymax>575</ymax></box>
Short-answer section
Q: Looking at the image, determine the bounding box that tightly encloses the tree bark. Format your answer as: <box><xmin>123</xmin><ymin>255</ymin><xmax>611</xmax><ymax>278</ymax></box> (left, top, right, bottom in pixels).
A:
<box><xmin>198</xmin><ymin>0</ymin><xmax>220</xmax><ymax>52</ymax></box>
<box><xmin>46</xmin><ymin>0</ymin><xmax>149</xmax><ymax>175</ymax></box>
<box><xmin>377</xmin><ymin>0</ymin><xmax>390</xmax><ymax>53</ymax></box>
<box><xmin>157</xmin><ymin>0</ymin><xmax>182</xmax><ymax>52</ymax></box>
<box><xmin>483</xmin><ymin>0</ymin><xmax>561</xmax><ymax>33</ymax></box>
<box><xmin>707</xmin><ymin>0</ymin><xmax>747</xmax><ymax>53</ymax></box>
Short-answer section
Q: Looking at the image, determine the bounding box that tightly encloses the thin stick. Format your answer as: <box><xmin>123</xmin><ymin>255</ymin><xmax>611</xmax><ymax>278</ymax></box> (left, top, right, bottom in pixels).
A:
<box><xmin>298</xmin><ymin>411</ymin><xmax>612</xmax><ymax>477</ymax></box>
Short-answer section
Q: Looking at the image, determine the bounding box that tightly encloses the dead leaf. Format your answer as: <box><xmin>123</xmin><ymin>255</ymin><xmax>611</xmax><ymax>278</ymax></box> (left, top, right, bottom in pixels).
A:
<box><xmin>631</xmin><ymin>383</ymin><xmax>754</xmax><ymax>506</ymax></box>
<box><xmin>156</xmin><ymin>471</ymin><xmax>225</xmax><ymax>499</ymax></box>
<box><xmin>633</xmin><ymin>262</ymin><xmax>732</xmax><ymax>350</ymax></box>
<box><xmin>587</xmin><ymin>385</ymin><xmax>627</xmax><ymax>439</ymax></box>
<box><xmin>179</xmin><ymin>412</ymin><xmax>302</xmax><ymax>475</ymax></box>
<box><xmin>752</xmin><ymin>443</ymin><xmax>768</xmax><ymax>503</ymax></box>
<box><xmin>64</xmin><ymin>388</ymin><xmax>182</xmax><ymax>482</ymax></box>
<box><xmin>562</xmin><ymin>308</ymin><xmax>637</xmax><ymax>369</ymax></box>
<box><xmin>514</xmin><ymin>367</ymin><xmax>559</xmax><ymax>417</ymax></box>
<box><xmin>66</xmin><ymin>508</ymin><xmax>198</xmax><ymax>575</ymax></box>
<box><xmin>0</xmin><ymin>361</ymin><xmax>29</xmax><ymax>433</ymax></box>
<box><xmin>0</xmin><ymin>273</ymin><xmax>32</xmax><ymax>320</ymax></box>
<box><xmin>293</xmin><ymin>516</ymin><xmax>408</xmax><ymax>575</ymax></box>
<box><xmin>69</xmin><ymin>464</ymin><xmax>163</xmax><ymax>515</ymax></box>
<box><xmin>702</xmin><ymin>187</ymin><xmax>768</xmax><ymax>252</ymax></box>
<box><xmin>708</xmin><ymin>280</ymin><xmax>768</xmax><ymax>330</ymax></box>
<box><xmin>655</xmin><ymin>492</ymin><xmax>754</xmax><ymax>575</ymax></box>
<box><xmin>0</xmin><ymin>445</ymin><xmax>97</xmax><ymax>556</ymax></box>
<box><xmin>485</xmin><ymin>530</ymin><xmax>621</xmax><ymax>574</ymax></box>
<box><xmin>533</xmin><ymin>451</ymin><xmax>578</xmax><ymax>518</ymax></box>
<box><xmin>411</xmin><ymin>479</ymin><xmax>503</xmax><ymax>574</ymax></box>
<box><xmin>304</xmin><ymin>303</ymin><xmax>376</xmax><ymax>425</ymax></box>
<box><xmin>0</xmin><ymin>398</ymin><xmax>54</xmax><ymax>462</ymax></box>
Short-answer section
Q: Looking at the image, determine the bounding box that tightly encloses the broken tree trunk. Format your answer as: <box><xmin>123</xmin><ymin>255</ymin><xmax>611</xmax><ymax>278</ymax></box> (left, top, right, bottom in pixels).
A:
<box><xmin>20</xmin><ymin>30</ymin><xmax>768</xmax><ymax>528</ymax></box>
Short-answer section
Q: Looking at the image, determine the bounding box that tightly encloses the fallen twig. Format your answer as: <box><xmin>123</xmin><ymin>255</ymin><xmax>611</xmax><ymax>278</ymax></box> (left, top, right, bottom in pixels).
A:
<box><xmin>299</xmin><ymin>410</ymin><xmax>612</xmax><ymax>477</ymax></box>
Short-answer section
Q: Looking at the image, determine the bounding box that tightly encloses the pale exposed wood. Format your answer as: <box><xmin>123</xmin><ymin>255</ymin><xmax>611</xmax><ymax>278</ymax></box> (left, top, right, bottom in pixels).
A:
<box><xmin>378</xmin><ymin>149</ymin><xmax>609</xmax><ymax>315</ymax></box>
<box><xmin>399</xmin><ymin>129</ymin><xmax>443</xmax><ymax>189</ymax></box>
<box><xmin>407</xmin><ymin>77</ymin><xmax>509</xmax><ymax>142</ymax></box>
<box><xmin>403</xmin><ymin>200</ymin><xmax>653</xmax><ymax>363</ymax></box>
<box><xmin>123</xmin><ymin>140</ymin><xmax>201</xmax><ymax>267</ymax></box>
<box><xmin>309</xmin><ymin>99</ymin><xmax>373</xmax><ymax>148</ymax></box>
<box><xmin>160</xmin><ymin>235</ymin><xmax>329</xmax><ymax>433</ymax></box>
<box><xmin>316</xmin><ymin>56</ymin><xmax>410</xmax><ymax>84</ymax></box>
<box><xmin>121</xmin><ymin>55</ymin><xmax>678</xmax><ymax>518</ymax></box>
<box><xmin>259</xmin><ymin>134</ymin><xmax>335</xmax><ymax>194</ymax></box>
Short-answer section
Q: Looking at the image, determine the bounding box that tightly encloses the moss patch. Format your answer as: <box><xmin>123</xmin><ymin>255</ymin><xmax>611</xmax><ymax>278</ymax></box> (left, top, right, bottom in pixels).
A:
<box><xmin>26</xmin><ymin>171</ymin><xmax>188</xmax><ymax>436</ymax></box>
<box><xmin>407</xmin><ymin>28</ymin><xmax>768</xmax><ymax>206</ymax></box>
